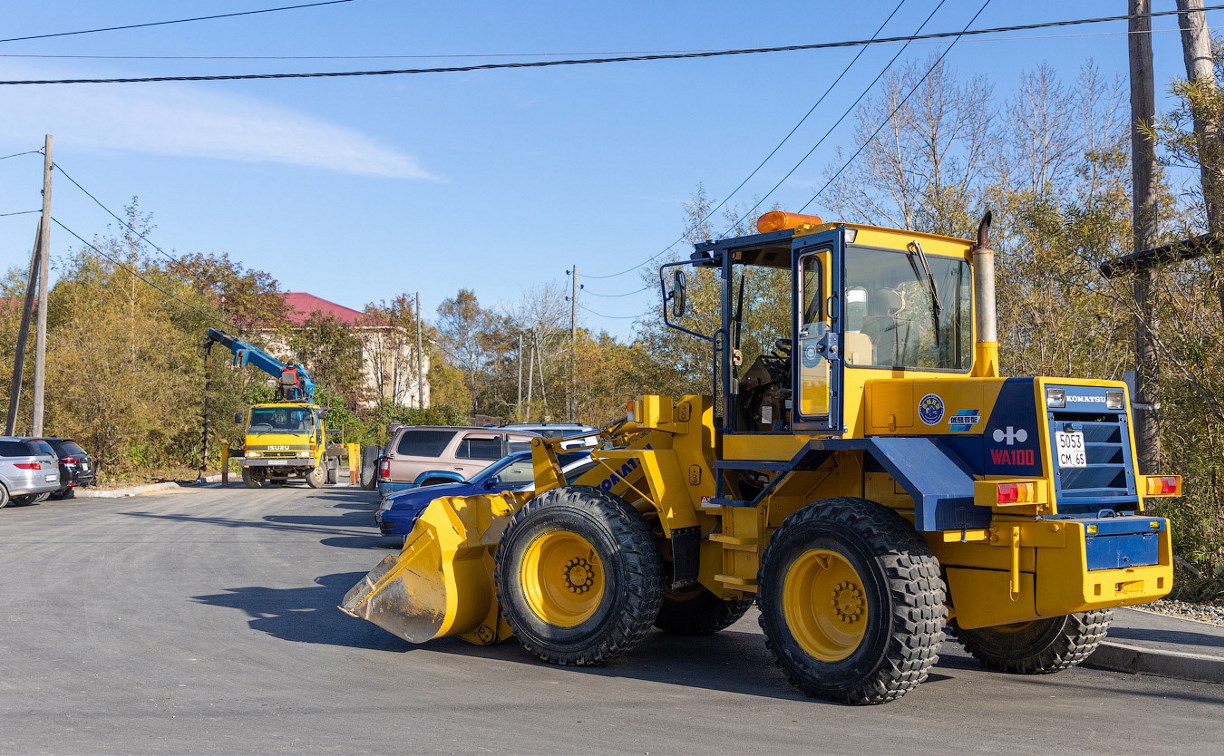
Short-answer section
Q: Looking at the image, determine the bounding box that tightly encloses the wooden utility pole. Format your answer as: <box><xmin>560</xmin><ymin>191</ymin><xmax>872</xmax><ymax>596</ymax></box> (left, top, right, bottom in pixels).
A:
<box><xmin>415</xmin><ymin>291</ymin><xmax>425</xmax><ymax>409</ymax></box>
<box><xmin>516</xmin><ymin>332</ymin><xmax>523</xmax><ymax>419</ymax></box>
<box><xmin>1176</xmin><ymin>1</ymin><xmax>1223</xmax><ymax>237</ymax></box>
<box><xmin>31</xmin><ymin>134</ymin><xmax>52</xmax><ymax>437</ymax></box>
<box><xmin>1129</xmin><ymin>1</ymin><xmax>1160</xmax><ymax>473</ymax></box>
<box><xmin>525</xmin><ymin>330</ymin><xmax>535</xmax><ymax>411</ymax></box>
<box><xmin>5</xmin><ymin>221</ymin><xmax>42</xmax><ymax>435</ymax></box>
<box><xmin>534</xmin><ymin>328</ymin><xmax>549</xmax><ymax>420</ymax></box>
<box><xmin>569</xmin><ymin>265</ymin><xmax>578</xmax><ymax>422</ymax></box>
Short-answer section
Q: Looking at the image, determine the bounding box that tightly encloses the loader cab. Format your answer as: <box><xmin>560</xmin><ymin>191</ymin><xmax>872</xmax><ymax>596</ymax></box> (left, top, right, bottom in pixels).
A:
<box><xmin>666</xmin><ymin>213</ymin><xmax>975</xmax><ymax>440</ymax></box>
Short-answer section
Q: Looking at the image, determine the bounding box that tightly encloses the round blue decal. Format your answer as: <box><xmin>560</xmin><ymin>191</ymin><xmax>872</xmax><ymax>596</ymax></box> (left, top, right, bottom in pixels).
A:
<box><xmin>801</xmin><ymin>344</ymin><xmax>820</xmax><ymax>368</ymax></box>
<box><xmin>918</xmin><ymin>393</ymin><xmax>945</xmax><ymax>425</ymax></box>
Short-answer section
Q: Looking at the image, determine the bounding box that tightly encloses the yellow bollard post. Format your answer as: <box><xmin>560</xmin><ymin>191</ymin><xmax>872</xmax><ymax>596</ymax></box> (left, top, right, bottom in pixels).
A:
<box><xmin>348</xmin><ymin>442</ymin><xmax>360</xmax><ymax>485</ymax></box>
<box><xmin>221</xmin><ymin>439</ymin><xmax>229</xmax><ymax>487</ymax></box>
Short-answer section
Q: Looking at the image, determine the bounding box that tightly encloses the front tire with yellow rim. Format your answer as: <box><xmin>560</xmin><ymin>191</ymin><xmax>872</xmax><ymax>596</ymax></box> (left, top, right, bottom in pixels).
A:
<box><xmin>757</xmin><ymin>497</ymin><xmax>947</xmax><ymax>705</ymax></box>
<box><xmin>495</xmin><ymin>485</ymin><xmax>662</xmax><ymax>666</ymax></box>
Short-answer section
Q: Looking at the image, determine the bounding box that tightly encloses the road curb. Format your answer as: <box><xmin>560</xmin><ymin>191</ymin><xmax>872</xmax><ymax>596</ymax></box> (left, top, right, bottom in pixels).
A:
<box><xmin>1086</xmin><ymin>640</ymin><xmax>1224</xmax><ymax>684</ymax></box>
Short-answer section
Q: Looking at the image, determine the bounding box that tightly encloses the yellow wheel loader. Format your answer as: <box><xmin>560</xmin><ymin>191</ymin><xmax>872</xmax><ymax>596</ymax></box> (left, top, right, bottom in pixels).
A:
<box><xmin>342</xmin><ymin>211</ymin><xmax>1180</xmax><ymax>704</ymax></box>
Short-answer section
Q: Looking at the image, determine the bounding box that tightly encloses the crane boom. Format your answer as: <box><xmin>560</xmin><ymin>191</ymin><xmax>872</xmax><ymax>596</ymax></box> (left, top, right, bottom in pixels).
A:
<box><xmin>203</xmin><ymin>327</ymin><xmax>315</xmax><ymax>402</ymax></box>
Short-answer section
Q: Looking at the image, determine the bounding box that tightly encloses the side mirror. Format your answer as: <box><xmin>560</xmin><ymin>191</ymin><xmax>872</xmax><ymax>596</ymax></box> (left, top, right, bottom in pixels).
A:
<box><xmin>670</xmin><ymin>269</ymin><xmax>687</xmax><ymax>318</ymax></box>
<box><xmin>482</xmin><ymin>478</ymin><xmax>500</xmax><ymax>489</ymax></box>
<box><xmin>233</xmin><ymin>412</ymin><xmax>243</xmax><ymax>425</ymax></box>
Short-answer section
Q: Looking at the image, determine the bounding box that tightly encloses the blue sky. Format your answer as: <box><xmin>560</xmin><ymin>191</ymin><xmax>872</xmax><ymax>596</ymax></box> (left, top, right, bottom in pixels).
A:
<box><xmin>0</xmin><ymin>1</ymin><xmax>1218</xmax><ymax>339</ymax></box>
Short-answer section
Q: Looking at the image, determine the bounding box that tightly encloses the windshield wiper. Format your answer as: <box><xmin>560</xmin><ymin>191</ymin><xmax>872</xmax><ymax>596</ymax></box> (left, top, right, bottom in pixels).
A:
<box><xmin>906</xmin><ymin>240</ymin><xmax>943</xmax><ymax>347</ymax></box>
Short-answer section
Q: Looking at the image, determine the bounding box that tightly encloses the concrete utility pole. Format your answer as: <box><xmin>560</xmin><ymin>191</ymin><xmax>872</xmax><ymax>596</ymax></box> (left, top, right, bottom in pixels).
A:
<box><xmin>5</xmin><ymin>221</ymin><xmax>42</xmax><ymax>435</ymax></box>
<box><xmin>415</xmin><ymin>291</ymin><xmax>425</xmax><ymax>409</ymax></box>
<box><xmin>1129</xmin><ymin>1</ymin><xmax>1160</xmax><ymax>473</ymax></box>
<box><xmin>31</xmin><ymin>134</ymin><xmax>52</xmax><ymax>437</ymax></box>
<box><xmin>569</xmin><ymin>265</ymin><xmax>578</xmax><ymax>422</ymax></box>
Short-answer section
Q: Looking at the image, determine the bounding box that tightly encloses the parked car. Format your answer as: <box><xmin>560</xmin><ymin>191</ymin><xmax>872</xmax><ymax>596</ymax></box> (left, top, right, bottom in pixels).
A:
<box><xmin>376</xmin><ymin>450</ymin><xmax>595</xmax><ymax>538</ymax></box>
<box><xmin>501</xmin><ymin>422</ymin><xmax>600</xmax><ymax>450</ymax></box>
<box><xmin>0</xmin><ymin>437</ymin><xmax>61</xmax><ymax>508</ymax></box>
<box><xmin>34</xmin><ymin>437</ymin><xmax>96</xmax><ymax>499</ymax></box>
<box><xmin>376</xmin><ymin>425</ymin><xmax>539</xmax><ymax>499</ymax></box>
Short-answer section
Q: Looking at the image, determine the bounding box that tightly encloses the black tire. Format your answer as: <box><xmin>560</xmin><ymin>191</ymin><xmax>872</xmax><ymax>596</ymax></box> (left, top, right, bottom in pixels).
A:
<box><xmin>495</xmin><ymin>485</ymin><xmax>662</xmax><ymax>666</ymax></box>
<box><xmin>655</xmin><ymin>583</ymin><xmax>754</xmax><ymax>635</ymax></box>
<box><xmin>326</xmin><ymin>459</ymin><xmax>339</xmax><ymax>485</ymax></box>
<box><xmin>50</xmin><ymin>487</ymin><xmax>75</xmax><ymax>501</ymax></box>
<box><xmin>241</xmin><ymin>468</ymin><xmax>264</xmax><ymax>489</ymax></box>
<box><xmin>0</xmin><ymin>484</ymin><xmax>9</xmax><ymax>509</ymax></box>
<box><xmin>360</xmin><ymin>446</ymin><xmax>380</xmax><ymax>490</ymax></box>
<box><xmin>951</xmin><ymin>610</ymin><xmax>1113</xmax><ymax>674</ymax></box>
<box><xmin>10</xmin><ymin>494</ymin><xmax>39</xmax><ymax>506</ymax></box>
<box><xmin>757</xmin><ymin>497</ymin><xmax>947</xmax><ymax>705</ymax></box>
<box><xmin>305</xmin><ymin>465</ymin><xmax>326</xmax><ymax>489</ymax></box>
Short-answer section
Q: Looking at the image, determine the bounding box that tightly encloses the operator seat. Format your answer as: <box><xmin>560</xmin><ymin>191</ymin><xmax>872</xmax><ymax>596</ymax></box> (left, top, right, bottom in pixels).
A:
<box><xmin>859</xmin><ymin>288</ymin><xmax>906</xmax><ymax>367</ymax></box>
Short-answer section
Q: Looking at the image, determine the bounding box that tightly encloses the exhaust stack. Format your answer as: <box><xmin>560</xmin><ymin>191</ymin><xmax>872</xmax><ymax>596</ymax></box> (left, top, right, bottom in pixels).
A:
<box><xmin>971</xmin><ymin>211</ymin><xmax>999</xmax><ymax>377</ymax></box>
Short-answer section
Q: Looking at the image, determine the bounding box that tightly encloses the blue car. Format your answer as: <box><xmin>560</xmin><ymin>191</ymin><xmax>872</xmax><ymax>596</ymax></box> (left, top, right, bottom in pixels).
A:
<box><xmin>375</xmin><ymin>451</ymin><xmax>593</xmax><ymax>538</ymax></box>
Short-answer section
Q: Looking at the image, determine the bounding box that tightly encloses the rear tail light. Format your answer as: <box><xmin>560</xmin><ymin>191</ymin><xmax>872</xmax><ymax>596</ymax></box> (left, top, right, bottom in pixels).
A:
<box><xmin>1145</xmin><ymin>475</ymin><xmax>1181</xmax><ymax>496</ymax></box>
<box><xmin>996</xmin><ymin>483</ymin><xmax>1019</xmax><ymax>504</ymax></box>
<box><xmin>61</xmin><ymin>457</ymin><xmax>79</xmax><ymax>465</ymax></box>
<box><xmin>379</xmin><ymin>459</ymin><xmax>390</xmax><ymax>480</ymax></box>
<box><xmin>14</xmin><ymin>462</ymin><xmax>40</xmax><ymax>470</ymax></box>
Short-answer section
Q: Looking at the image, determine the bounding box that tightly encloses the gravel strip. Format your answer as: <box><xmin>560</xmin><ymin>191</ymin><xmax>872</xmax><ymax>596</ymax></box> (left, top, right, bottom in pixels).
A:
<box><xmin>1140</xmin><ymin>599</ymin><xmax>1224</xmax><ymax>626</ymax></box>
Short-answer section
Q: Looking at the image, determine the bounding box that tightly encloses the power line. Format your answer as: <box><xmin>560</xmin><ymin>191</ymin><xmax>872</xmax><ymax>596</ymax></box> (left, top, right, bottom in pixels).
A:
<box><xmin>51</xmin><ymin>217</ymin><xmax>237</xmax><ymax>331</ymax></box>
<box><xmin>52</xmin><ymin>161</ymin><xmax>180</xmax><ymax>267</ymax></box>
<box><xmin>0</xmin><ymin>26</ymin><xmax>1207</xmax><ymax>61</ymax></box>
<box><xmin>580</xmin><ymin>285</ymin><xmax>651</xmax><ymax>298</ymax></box>
<box><xmin>720</xmin><ymin>0</ymin><xmax>971</xmax><ymax>236</ymax></box>
<box><xmin>579</xmin><ymin>304</ymin><xmax>654</xmax><ymax>321</ymax></box>
<box><xmin>799</xmin><ymin>2</ymin><xmax>990</xmax><ymax>213</ymax></box>
<box><xmin>0</xmin><ymin>149</ymin><xmax>40</xmax><ymax>161</ymax></box>
<box><xmin>583</xmin><ymin>1</ymin><xmax>912</xmax><ymax>282</ymax></box>
<box><xmin>0</xmin><ymin>209</ymin><xmax>39</xmax><ymax>218</ymax></box>
<box><xmin>0</xmin><ymin>24</ymin><xmax>1212</xmax><ymax>66</ymax></box>
<box><xmin>2</xmin><ymin>6</ymin><xmax>1220</xmax><ymax>86</ymax></box>
<box><xmin>0</xmin><ymin>1</ymin><xmax>354</xmax><ymax>45</ymax></box>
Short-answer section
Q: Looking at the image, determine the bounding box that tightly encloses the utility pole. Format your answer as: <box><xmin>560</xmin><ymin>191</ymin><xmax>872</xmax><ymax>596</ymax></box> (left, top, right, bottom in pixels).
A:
<box><xmin>1129</xmin><ymin>1</ymin><xmax>1160</xmax><ymax>473</ymax></box>
<box><xmin>516</xmin><ymin>332</ymin><xmax>523</xmax><ymax>419</ymax></box>
<box><xmin>5</xmin><ymin>221</ymin><xmax>42</xmax><ymax>435</ymax></box>
<box><xmin>534</xmin><ymin>328</ymin><xmax>549</xmax><ymax>420</ymax></box>
<box><xmin>1176</xmin><ymin>1</ymin><xmax>1223</xmax><ymax>239</ymax></box>
<box><xmin>31</xmin><ymin>134</ymin><xmax>52</xmax><ymax>437</ymax></box>
<box><xmin>525</xmin><ymin>329</ymin><xmax>535</xmax><ymax>411</ymax></box>
<box><xmin>415</xmin><ymin>291</ymin><xmax>425</xmax><ymax>409</ymax></box>
<box><xmin>569</xmin><ymin>265</ymin><xmax>578</xmax><ymax>422</ymax></box>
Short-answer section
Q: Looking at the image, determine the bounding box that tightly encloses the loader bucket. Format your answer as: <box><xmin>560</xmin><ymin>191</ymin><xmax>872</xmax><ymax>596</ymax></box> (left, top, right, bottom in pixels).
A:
<box><xmin>340</xmin><ymin>492</ymin><xmax>519</xmax><ymax>646</ymax></box>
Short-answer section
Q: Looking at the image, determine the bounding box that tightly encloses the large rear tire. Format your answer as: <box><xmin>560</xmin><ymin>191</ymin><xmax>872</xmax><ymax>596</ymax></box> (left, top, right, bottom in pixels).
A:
<box><xmin>951</xmin><ymin>610</ymin><xmax>1113</xmax><ymax>674</ymax></box>
<box><xmin>325</xmin><ymin>459</ymin><xmax>339</xmax><ymax>485</ymax></box>
<box><xmin>360</xmin><ymin>446</ymin><xmax>380</xmax><ymax>490</ymax></box>
<box><xmin>654</xmin><ymin>583</ymin><xmax>753</xmax><ymax>635</ymax></box>
<box><xmin>0</xmin><ymin>484</ymin><xmax>9</xmax><ymax>508</ymax></box>
<box><xmin>495</xmin><ymin>485</ymin><xmax>662</xmax><ymax>666</ymax></box>
<box><xmin>757</xmin><ymin>497</ymin><xmax>947</xmax><ymax>705</ymax></box>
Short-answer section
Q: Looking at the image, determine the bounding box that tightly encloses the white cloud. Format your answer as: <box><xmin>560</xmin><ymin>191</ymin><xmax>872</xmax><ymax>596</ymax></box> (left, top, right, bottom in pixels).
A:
<box><xmin>0</xmin><ymin>64</ymin><xmax>434</xmax><ymax>180</ymax></box>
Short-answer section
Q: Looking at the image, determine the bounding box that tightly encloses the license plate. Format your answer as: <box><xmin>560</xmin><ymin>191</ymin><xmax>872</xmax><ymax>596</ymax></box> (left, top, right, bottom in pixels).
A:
<box><xmin>45</xmin><ymin>473</ymin><xmax>57</xmax><ymax>481</ymax></box>
<box><xmin>82</xmin><ymin>463</ymin><xmax>90</xmax><ymax>470</ymax></box>
<box><xmin>264</xmin><ymin>460</ymin><xmax>290</xmax><ymax>466</ymax></box>
<box><xmin>1055</xmin><ymin>431</ymin><xmax>1087</xmax><ymax>468</ymax></box>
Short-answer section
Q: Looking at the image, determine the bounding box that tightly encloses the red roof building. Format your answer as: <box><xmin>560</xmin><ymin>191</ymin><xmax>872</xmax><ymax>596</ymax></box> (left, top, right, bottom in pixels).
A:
<box><xmin>281</xmin><ymin>292</ymin><xmax>364</xmax><ymax>326</ymax></box>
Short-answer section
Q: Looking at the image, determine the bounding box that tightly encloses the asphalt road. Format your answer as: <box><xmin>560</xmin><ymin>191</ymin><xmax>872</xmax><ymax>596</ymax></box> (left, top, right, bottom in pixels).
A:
<box><xmin>2</xmin><ymin>485</ymin><xmax>1221</xmax><ymax>755</ymax></box>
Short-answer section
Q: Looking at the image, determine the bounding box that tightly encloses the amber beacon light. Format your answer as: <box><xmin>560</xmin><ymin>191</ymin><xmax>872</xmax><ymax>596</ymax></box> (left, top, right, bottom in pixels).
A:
<box><xmin>756</xmin><ymin>211</ymin><xmax>824</xmax><ymax>233</ymax></box>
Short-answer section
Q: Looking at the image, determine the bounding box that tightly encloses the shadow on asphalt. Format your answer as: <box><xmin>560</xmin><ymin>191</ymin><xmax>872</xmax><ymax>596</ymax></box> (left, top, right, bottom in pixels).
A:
<box><xmin>192</xmin><ymin>570</ymin><xmax>409</xmax><ymax>652</ymax></box>
<box><xmin>1108</xmin><ymin>626</ymin><xmax>1224</xmax><ymax>649</ymax></box>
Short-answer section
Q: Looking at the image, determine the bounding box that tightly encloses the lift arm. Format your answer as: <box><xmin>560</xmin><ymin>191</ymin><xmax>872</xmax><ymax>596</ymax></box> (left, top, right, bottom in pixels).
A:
<box><xmin>203</xmin><ymin>327</ymin><xmax>315</xmax><ymax>402</ymax></box>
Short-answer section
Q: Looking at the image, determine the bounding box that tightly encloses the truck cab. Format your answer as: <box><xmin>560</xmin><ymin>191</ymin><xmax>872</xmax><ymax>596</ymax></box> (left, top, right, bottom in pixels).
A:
<box><xmin>237</xmin><ymin>402</ymin><xmax>331</xmax><ymax>488</ymax></box>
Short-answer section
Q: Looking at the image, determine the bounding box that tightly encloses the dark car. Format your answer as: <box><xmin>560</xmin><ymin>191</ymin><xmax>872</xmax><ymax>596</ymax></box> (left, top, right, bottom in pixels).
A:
<box><xmin>35</xmin><ymin>437</ymin><xmax>96</xmax><ymax>499</ymax></box>
<box><xmin>375</xmin><ymin>451</ymin><xmax>594</xmax><ymax>538</ymax></box>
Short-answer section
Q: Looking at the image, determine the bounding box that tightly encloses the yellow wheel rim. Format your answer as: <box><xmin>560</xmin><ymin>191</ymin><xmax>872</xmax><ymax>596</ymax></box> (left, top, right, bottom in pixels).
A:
<box><xmin>520</xmin><ymin>530</ymin><xmax>605</xmax><ymax>628</ymax></box>
<box><xmin>782</xmin><ymin>548</ymin><xmax>868</xmax><ymax>662</ymax></box>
